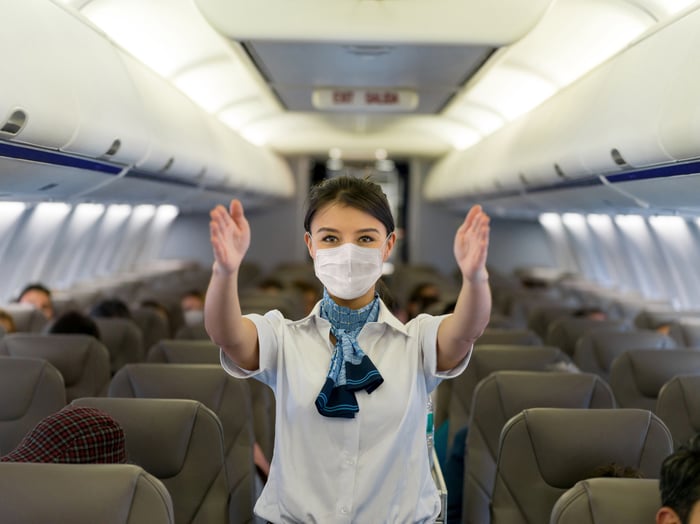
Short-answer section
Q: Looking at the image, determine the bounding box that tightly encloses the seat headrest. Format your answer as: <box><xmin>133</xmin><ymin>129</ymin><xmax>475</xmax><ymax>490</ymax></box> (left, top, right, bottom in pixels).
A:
<box><xmin>0</xmin><ymin>357</ymin><xmax>63</xmax><ymax>419</ymax></box>
<box><xmin>623</xmin><ymin>350</ymin><xmax>700</xmax><ymax>397</ymax></box>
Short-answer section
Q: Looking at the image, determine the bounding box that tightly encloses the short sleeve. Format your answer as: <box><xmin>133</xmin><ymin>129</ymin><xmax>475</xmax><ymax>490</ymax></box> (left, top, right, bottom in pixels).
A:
<box><xmin>416</xmin><ymin>313</ymin><xmax>472</xmax><ymax>393</ymax></box>
<box><xmin>219</xmin><ymin>310</ymin><xmax>284</xmax><ymax>389</ymax></box>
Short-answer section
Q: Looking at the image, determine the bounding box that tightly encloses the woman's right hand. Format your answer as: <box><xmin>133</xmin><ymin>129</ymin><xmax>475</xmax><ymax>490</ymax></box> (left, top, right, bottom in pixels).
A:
<box><xmin>209</xmin><ymin>199</ymin><xmax>250</xmax><ymax>276</ymax></box>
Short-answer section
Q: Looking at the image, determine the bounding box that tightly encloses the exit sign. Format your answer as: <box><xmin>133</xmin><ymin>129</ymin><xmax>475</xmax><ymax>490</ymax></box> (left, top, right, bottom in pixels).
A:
<box><xmin>312</xmin><ymin>88</ymin><xmax>419</xmax><ymax>112</ymax></box>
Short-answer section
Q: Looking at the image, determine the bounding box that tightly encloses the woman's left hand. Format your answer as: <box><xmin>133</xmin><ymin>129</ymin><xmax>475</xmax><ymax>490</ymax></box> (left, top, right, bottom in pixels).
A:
<box><xmin>453</xmin><ymin>205</ymin><xmax>490</xmax><ymax>283</ymax></box>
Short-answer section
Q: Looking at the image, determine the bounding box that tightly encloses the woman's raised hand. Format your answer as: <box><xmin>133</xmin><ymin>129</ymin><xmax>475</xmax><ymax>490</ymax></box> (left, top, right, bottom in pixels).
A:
<box><xmin>453</xmin><ymin>204</ymin><xmax>490</xmax><ymax>283</ymax></box>
<box><xmin>209</xmin><ymin>199</ymin><xmax>251</xmax><ymax>275</ymax></box>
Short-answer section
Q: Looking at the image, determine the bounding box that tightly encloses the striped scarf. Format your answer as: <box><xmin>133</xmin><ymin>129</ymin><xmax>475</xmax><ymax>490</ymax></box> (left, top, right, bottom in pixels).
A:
<box><xmin>315</xmin><ymin>290</ymin><xmax>384</xmax><ymax>418</ymax></box>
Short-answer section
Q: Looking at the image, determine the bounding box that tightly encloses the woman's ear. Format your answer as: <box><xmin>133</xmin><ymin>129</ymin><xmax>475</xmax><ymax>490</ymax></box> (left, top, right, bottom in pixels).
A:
<box><xmin>304</xmin><ymin>232</ymin><xmax>314</xmax><ymax>259</ymax></box>
<box><xmin>383</xmin><ymin>232</ymin><xmax>397</xmax><ymax>261</ymax></box>
<box><xmin>656</xmin><ymin>507</ymin><xmax>682</xmax><ymax>524</ymax></box>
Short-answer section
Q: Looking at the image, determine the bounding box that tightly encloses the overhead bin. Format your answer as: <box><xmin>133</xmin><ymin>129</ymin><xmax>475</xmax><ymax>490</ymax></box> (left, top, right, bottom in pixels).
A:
<box><xmin>0</xmin><ymin>0</ymin><xmax>80</xmax><ymax>149</ymax></box>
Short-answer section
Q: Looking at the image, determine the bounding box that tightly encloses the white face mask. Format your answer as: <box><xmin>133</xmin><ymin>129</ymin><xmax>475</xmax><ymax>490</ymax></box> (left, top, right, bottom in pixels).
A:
<box><xmin>183</xmin><ymin>309</ymin><xmax>204</xmax><ymax>326</ymax></box>
<box><xmin>313</xmin><ymin>241</ymin><xmax>387</xmax><ymax>300</ymax></box>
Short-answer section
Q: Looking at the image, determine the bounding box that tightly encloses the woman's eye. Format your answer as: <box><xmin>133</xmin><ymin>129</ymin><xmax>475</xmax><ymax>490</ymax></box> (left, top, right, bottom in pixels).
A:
<box><xmin>321</xmin><ymin>235</ymin><xmax>338</xmax><ymax>243</ymax></box>
<box><xmin>358</xmin><ymin>236</ymin><xmax>375</xmax><ymax>243</ymax></box>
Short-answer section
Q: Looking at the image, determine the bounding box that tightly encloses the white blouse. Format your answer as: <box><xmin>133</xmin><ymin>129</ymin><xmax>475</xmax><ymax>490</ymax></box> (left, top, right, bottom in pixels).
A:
<box><xmin>221</xmin><ymin>300</ymin><xmax>470</xmax><ymax>523</ymax></box>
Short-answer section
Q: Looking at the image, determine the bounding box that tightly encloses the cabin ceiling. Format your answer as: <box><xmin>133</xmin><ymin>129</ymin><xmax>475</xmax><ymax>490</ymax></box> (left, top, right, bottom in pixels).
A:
<box><xmin>55</xmin><ymin>0</ymin><xmax>693</xmax><ymax>161</ymax></box>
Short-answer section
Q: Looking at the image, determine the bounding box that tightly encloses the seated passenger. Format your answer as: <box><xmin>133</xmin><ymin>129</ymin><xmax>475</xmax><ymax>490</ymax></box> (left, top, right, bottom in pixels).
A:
<box><xmin>406</xmin><ymin>282</ymin><xmax>442</xmax><ymax>320</ymax></box>
<box><xmin>180</xmin><ymin>289</ymin><xmax>204</xmax><ymax>325</ymax></box>
<box><xmin>17</xmin><ymin>283</ymin><xmax>54</xmax><ymax>320</ymax></box>
<box><xmin>657</xmin><ymin>433</ymin><xmax>700</xmax><ymax>524</ymax></box>
<box><xmin>90</xmin><ymin>298</ymin><xmax>132</xmax><ymax>319</ymax></box>
<box><xmin>48</xmin><ymin>310</ymin><xmax>101</xmax><ymax>340</ymax></box>
<box><xmin>0</xmin><ymin>405</ymin><xmax>126</xmax><ymax>464</ymax></box>
<box><xmin>0</xmin><ymin>309</ymin><xmax>16</xmax><ymax>334</ymax></box>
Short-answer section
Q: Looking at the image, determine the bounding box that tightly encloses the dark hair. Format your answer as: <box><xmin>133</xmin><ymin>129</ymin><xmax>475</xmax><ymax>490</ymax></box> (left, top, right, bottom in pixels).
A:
<box><xmin>90</xmin><ymin>298</ymin><xmax>131</xmax><ymax>319</ymax></box>
<box><xmin>181</xmin><ymin>289</ymin><xmax>204</xmax><ymax>300</ymax></box>
<box><xmin>590</xmin><ymin>462</ymin><xmax>643</xmax><ymax>479</ymax></box>
<box><xmin>660</xmin><ymin>433</ymin><xmax>700</xmax><ymax>521</ymax></box>
<box><xmin>303</xmin><ymin>176</ymin><xmax>394</xmax><ymax>235</ymax></box>
<box><xmin>17</xmin><ymin>283</ymin><xmax>52</xmax><ymax>301</ymax></box>
<box><xmin>49</xmin><ymin>310</ymin><xmax>101</xmax><ymax>340</ymax></box>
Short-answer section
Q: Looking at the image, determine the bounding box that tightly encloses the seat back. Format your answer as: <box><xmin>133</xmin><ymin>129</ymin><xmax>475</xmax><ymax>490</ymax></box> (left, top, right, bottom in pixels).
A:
<box><xmin>491</xmin><ymin>408</ymin><xmax>672</xmax><ymax>524</ymax></box>
<box><xmin>109</xmin><ymin>364</ymin><xmax>256</xmax><ymax>523</ymax></box>
<box><xmin>147</xmin><ymin>339</ymin><xmax>220</xmax><ymax>363</ymax></box>
<box><xmin>546</xmin><ymin>317</ymin><xmax>629</xmax><ymax>356</ymax></box>
<box><xmin>174</xmin><ymin>323</ymin><xmax>210</xmax><ymax>340</ymax></box>
<box><xmin>446</xmin><ymin>345</ymin><xmax>571</xmax><ymax>450</ymax></box>
<box><xmin>0</xmin><ymin>356</ymin><xmax>66</xmax><ymax>454</ymax></box>
<box><xmin>609</xmin><ymin>349</ymin><xmax>700</xmax><ymax>411</ymax></box>
<box><xmin>93</xmin><ymin>317</ymin><xmax>145</xmax><ymax>374</ymax></box>
<box><xmin>464</xmin><ymin>372</ymin><xmax>615</xmax><ymax>524</ymax></box>
<box><xmin>476</xmin><ymin>328</ymin><xmax>542</xmax><ymax>346</ymax></box>
<box><xmin>0</xmin><ymin>303</ymin><xmax>47</xmax><ymax>333</ymax></box>
<box><xmin>527</xmin><ymin>305</ymin><xmax>578</xmax><ymax>339</ymax></box>
<box><xmin>550</xmin><ymin>478</ymin><xmax>660</xmax><ymax>524</ymax></box>
<box><xmin>657</xmin><ymin>375</ymin><xmax>700</xmax><ymax>449</ymax></box>
<box><xmin>0</xmin><ymin>333</ymin><xmax>110</xmax><ymax>401</ymax></box>
<box><xmin>668</xmin><ymin>317</ymin><xmax>700</xmax><ymax>347</ymax></box>
<box><xmin>574</xmin><ymin>329</ymin><xmax>677</xmax><ymax>381</ymax></box>
<box><xmin>146</xmin><ymin>341</ymin><xmax>275</xmax><ymax>462</ymax></box>
<box><xmin>131</xmin><ymin>307</ymin><xmax>170</xmax><ymax>354</ymax></box>
<box><xmin>72</xmin><ymin>397</ymin><xmax>230</xmax><ymax>524</ymax></box>
<box><xmin>0</xmin><ymin>462</ymin><xmax>174</xmax><ymax>524</ymax></box>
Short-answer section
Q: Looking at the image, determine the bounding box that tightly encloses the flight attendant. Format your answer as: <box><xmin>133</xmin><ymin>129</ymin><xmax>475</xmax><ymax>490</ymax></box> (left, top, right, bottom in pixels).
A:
<box><xmin>205</xmin><ymin>175</ymin><xmax>491</xmax><ymax>522</ymax></box>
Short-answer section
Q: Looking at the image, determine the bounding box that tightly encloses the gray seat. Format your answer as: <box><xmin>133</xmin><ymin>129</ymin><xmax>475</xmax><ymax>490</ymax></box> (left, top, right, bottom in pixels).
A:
<box><xmin>445</xmin><ymin>345</ymin><xmax>572</xmax><ymax>451</ymax></box>
<box><xmin>527</xmin><ymin>305</ymin><xmax>578</xmax><ymax>340</ymax></box>
<box><xmin>0</xmin><ymin>303</ymin><xmax>47</xmax><ymax>333</ymax></box>
<box><xmin>464</xmin><ymin>371</ymin><xmax>615</xmax><ymax>524</ymax></box>
<box><xmin>146</xmin><ymin>340</ymin><xmax>275</xmax><ymax>461</ymax></box>
<box><xmin>72</xmin><ymin>397</ymin><xmax>230</xmax><ymax>524</ymax></box>
<box><xmin>175</xmin><ymin>323</ymin><xmax>210</xmax><ymax>340</ymax></box>
<box><xmin>546</xmin><ymin>317</ymin><xmax>629</xmax><ymax>356</ymax></box>
<box><xmin>550</xmin><ymin>478</ymin><xmax>661</xmax><ymax>524</ymax></box>
<box><xmin>131</xmin><ymin>306</ymin><xmax>171</xmax><ymax>354</ymax></box>
<box><xmin>0</xmin><ymin>333</ymin><xmax>110</xmax><ymax>402</ymax></box>
<box><xmin>491</xmin><ymin>408</ymin><xmax>672</xmax><ymax>524</ymax></box>
<box><xmin>108</xmin><ymin>364</ymin><xmax>256</xmax><ymax>524</ymax></box>
<box><xmin>574</xmin><ymin>329</ymin><xmax>677</xmax><ymax>381</ymax></box>
<box><xmin>0</xmin><ymin>356</ymin><xmax>66</xmax><ymax>454</ymax></box>
<box><xmin>147</xmin><ymin>339</ymin><xmax>220</xmax><ymax>364</ymax></box>
<box><xmin>0</xmin><ymin>462</ymin><xmax>174</xmax><ymax>524</ymax></box>
<box><xmin>93</xmin><ymin>317</ymin><xmax>145</xmax><ymax>374</ymax></box>
<box><xmin>476</xmin><ymin>328</ymin><xmax>542</xmax><ymax>346</ymax></box>
<box><xmin>657</xmin><ymin>375</ymin><xmax>700</xmax><ymax>449</ymax></box>
<box><xmin>668</xmin><ymin>317</ymin><xmax>700</xmax><ymax>347</ymax></box>
<box><xmin>609</xmin><ymin>349</ymin><xmax>700</xmax><ymax>411</ymax></box>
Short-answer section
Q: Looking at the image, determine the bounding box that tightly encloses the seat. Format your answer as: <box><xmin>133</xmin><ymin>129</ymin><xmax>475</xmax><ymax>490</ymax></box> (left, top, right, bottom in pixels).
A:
<box><xmin>668</xmin><ymin>317</ymin><xmax>700</xmax><ymax>347</ymax></box>
<box><xmin>475</xmin><ymin>328</ymin><xmax>542</xmax><ymax>346</ymax></box>
<box><xmin>131</xmin><ymin>306</ymin><xmax>171</xmax><ymax>354</ymax></box>
<box><xmin>463</xmin><ymin>371</ymin><xmax>615</xmax><ymax>524</ymax></box>
<box><xmin>174</xmin><ymin>322</ymin><xmax>210</xmax><ymax>340</ymax></box>
<box><xmin>491</xmin><ymin>408</ymin><xmax>672</xmax><ymax>524</ymax></box>
<box><xmin>527</xmin><ymin>305</ymin><xmax>578</xmax><ymax>340</ymax></box>
<box><xmin>657</xmin><ymin>375</ymin><xmax>700</xmax><ymax>449</ymax></box>
<box><xmin>545</xmin><ymin>317</ymin><xmax>629</xmax><ymax>356</ymax></box>
<box><xmin>445</xmin><ymin>345</ymin><xmax>572</xmax><ymax>451</ymax></box>
<box><xmin>0</xmin><ymin>303</ymin><xmax>47</xmax><ymax>333</ymax></box>
<box><xmin>609</xmin><ymin>349</ymin><xmax>700</xmax><ymax>411</ymax></box>
<box><xmin>0</xmin><ymin>333</ymin><xmax>110</xmax><ymax>402</ymax></box>
<box><xmin>550</xmin><ymin>478</ymin><xmax>661</xmax><ymax>524</ymax></box>
<box><xmin>93</xmin><ymin>317</ymin><xmax>145</xmax><ymax>374</ymax></box>
<box><xmin>146</xmin><ymin>340</ymin><xmax>276</xmax><ymax>461</ymax></box>
<box><xmin>147</xmin><ymin>339</ymin><xmax>220</xmax><ymax>364</ymax></box>
<box><xmin>0</xmin><ymin>356</ymin><xmax>66</xmax><ymax>454</ymax></box>
<box><xmin>574</xmin><ymin>329</ymin><xmax>677</xmax><ymax>381</ymax></box>
<box><xmin>108</xmin><ymin>364</ymin><xmax>257</xmax><ymax>524</ymax></box>
<box><xmin>0</xmin><ymin>462</ymin><xmax>174</xmax><ymax>524</ymax></box>
<box><xmin>72</xmin><ymin>397</ymin><xmax>231</xmax><ymax>524</ymax></box>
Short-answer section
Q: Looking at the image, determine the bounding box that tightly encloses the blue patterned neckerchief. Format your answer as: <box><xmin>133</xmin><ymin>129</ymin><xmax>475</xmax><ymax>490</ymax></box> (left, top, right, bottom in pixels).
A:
<box><xmin>315</xmin><ymin>289</ymin><xmax>383</xmax><ymax>418</ymax></box>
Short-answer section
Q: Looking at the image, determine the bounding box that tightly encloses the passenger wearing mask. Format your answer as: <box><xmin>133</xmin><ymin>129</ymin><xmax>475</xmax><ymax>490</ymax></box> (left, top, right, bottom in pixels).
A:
<box><xmin>180</xmin><ymin>290</ymin><xmax>205</xmax><ymax>326</ymax></box>
<box><xmin>17</xmin><ymin>283</ymin><xmax>54</xmax><ymax>320</ymax></box>
<box><xmin>205</xmin><ymin>175</ymin><xmax>491</xmax><ymax>523</ymax></box>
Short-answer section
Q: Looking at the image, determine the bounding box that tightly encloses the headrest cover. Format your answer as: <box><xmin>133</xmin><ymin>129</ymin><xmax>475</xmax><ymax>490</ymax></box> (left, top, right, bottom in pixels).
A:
<box><xmin>0</xmin><ymin>406</ymin><xmax>126</xmax><ymax>464</ymax></box>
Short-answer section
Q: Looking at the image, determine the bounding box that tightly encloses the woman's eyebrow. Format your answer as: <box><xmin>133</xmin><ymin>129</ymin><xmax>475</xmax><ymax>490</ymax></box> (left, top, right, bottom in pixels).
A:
<box><xmin>315</xmin><ymin>227</ymin><xmax>381</xmax><ymax>235</ymax></box>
